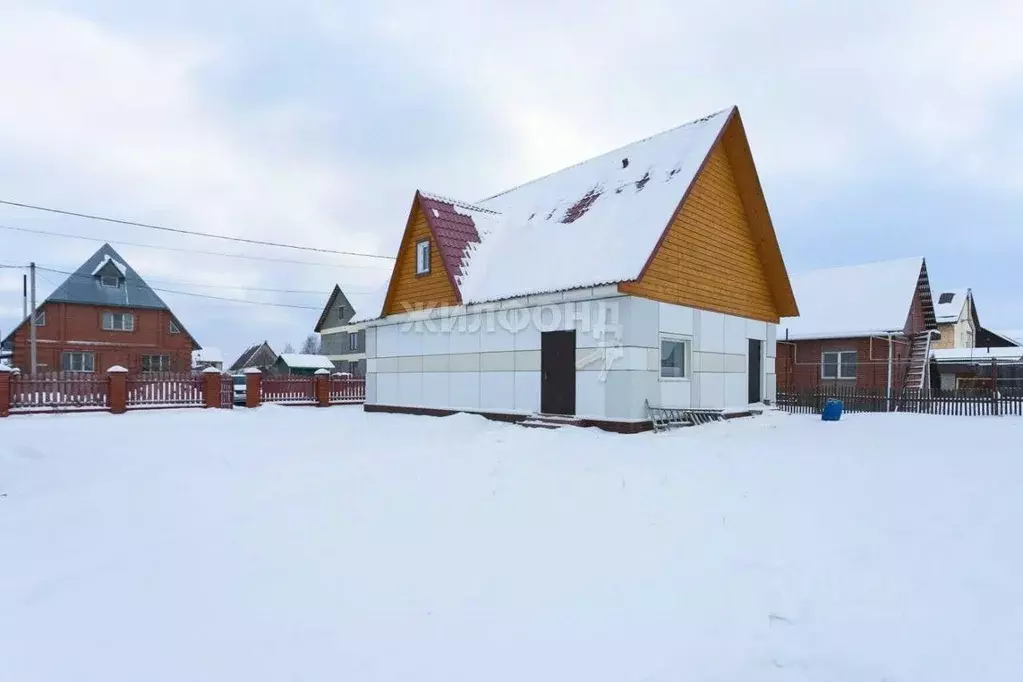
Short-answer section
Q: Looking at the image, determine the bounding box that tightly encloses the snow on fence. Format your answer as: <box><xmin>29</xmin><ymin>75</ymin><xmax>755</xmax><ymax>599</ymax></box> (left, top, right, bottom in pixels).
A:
<box><xmin>9</xmin><ymin>371</ymin><xmax>109</xmax><ymax>411</ymax></box>
<box><xmin>126</xmin><ymin>373</ymin><xmax>205</xmax><ymax>408</ymax></box>
<box><xmin>261</xmin><ymin>376</ymin><xmax>316</xmax><ymax>404</ymax></box>
<box><xmin>329</xmin><ymin>377</ymin><xmax>365</xmax><ymax>404</ymax></box>
<box><xmin>777</xmin><ymin>387</ymin><xmax>1023</xmax><ymax>416</ymax></box>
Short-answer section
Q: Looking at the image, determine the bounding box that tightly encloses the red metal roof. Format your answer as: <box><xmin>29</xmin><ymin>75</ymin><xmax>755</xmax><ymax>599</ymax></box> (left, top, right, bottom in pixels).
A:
<box><xmin>417</xmin><ymin>193</ymin><xmax>482</xmax><ymax>284</ymax></box>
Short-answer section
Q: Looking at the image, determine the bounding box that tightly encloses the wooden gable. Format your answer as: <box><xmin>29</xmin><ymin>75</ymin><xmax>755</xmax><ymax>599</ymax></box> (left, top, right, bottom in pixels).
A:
<box><xmin>382</xmin><ymin>194</ymin><xmax>461</xmax><ymax>316</ymax></box>
<box><xmin>619</xmin><ymin>111</ymin><xmax>797</xmax><ymax>324</ymax></box>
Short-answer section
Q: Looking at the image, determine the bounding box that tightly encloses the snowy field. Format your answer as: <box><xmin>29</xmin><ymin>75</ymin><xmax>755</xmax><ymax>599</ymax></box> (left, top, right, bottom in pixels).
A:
<box><xmin>2</xmin><ymin>407</ymin><xmax>1021</xmax><ymax>681</ymax></box>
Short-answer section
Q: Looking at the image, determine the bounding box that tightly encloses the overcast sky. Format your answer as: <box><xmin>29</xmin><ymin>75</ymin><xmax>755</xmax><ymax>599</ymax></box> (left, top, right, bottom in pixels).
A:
<box><xmin>2</xmin><ymin>0</ymin><xmax>1021</xmax><ymax>364</ymax></box>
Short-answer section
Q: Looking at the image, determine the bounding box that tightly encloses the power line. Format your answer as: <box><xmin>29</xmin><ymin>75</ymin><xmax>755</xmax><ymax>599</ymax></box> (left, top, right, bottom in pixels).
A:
<box><xmin>32</xmin><ymin>266</ymin><xmax>322</xmax><ymax>311</ymax></box>
<box><xmin>0</xmin><ymin>198</ymin><xmax>395</xmax><ymax>260</ymax></box>
<box><xmin>0</xmin><ymin>223</ymin><xmax>390</xmax><ymax>270</ymax></box>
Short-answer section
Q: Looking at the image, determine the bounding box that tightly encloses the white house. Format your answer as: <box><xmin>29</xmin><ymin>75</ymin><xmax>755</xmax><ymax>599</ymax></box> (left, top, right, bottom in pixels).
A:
<box><xmin>356</xmin><ymin>106</ymin><xmax>799</xmax><ymax>431</ymax></box>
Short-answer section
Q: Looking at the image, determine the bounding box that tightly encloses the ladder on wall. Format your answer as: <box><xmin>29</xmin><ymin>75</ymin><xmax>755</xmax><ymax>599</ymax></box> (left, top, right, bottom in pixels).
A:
<box><xmin>906</xmin><ymin>331</ymin><xmax>934</xmax><ymax>390</ymax></box>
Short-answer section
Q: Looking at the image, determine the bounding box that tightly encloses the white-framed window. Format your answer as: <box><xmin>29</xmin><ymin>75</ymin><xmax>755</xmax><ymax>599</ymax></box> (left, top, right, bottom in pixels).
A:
<box><xmin>142</xmin><ymin>354</ymin><xmax>171</xmax><ymax>372</ymax></box>
<box><xmin>415</xmin><ymin>239</ymin><xmax>430</xmax><ymax>275</ymax></box>
<box><xmin>61</xmin><ymin>351</ymin><xmax>95</xmax><ymax>373</ymax></box>
<box><xmin>33</xmin><ymin>309</ymin><xmax>45</xmax><ymax>327</ymax></box>
<box><xmin>821</xmin><ymin>350</ymin><xmax>857</xmax><ymax>380</ymax></box>
<box><xmin>102</xmin><ymin>311</ymin><xmax>135</xmax><ymax>331</ymax></box>
<box><xmin>348</xmin><ymin>333</ymin><xmax>358</xmax><ymax>351</ymax></box>
<box><xmin>100</xmin><ymin>275</ymin><xmax>120</xmax><ymax>288</ymax></box>
<box><xmin>659</xmin><ymin>335</ymin><xmax>690</xmax><ymax>379</ymax></box>
<box><xmin>169</xmin><ymin>319</ymin><xmax>181</xmax><ymax>334</ymax></box>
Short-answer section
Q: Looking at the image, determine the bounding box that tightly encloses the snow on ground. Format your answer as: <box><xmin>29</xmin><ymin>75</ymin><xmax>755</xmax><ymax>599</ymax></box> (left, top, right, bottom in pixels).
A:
<box><xmin>2</xmin><ymin>407</ymin><xmax>1022</xmax><ymax>681</ymax></box>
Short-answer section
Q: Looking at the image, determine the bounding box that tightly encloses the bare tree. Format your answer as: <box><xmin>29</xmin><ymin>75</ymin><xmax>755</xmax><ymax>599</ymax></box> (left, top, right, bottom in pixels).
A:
<box><xmin>282</xmin><ymin>342</ymin><xmax>296</xmax><ymax>354</ymax></box>
<box><xmin>301</xmin><ymin>334</ymin><xmax>320</xmax><ymax>354</ymax></box>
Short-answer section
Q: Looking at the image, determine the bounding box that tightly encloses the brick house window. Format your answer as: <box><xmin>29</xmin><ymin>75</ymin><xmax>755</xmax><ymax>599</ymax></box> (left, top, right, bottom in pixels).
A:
<box><xmin>62</xmin><ymin>352</ymin><xmax>95</xmax><ymax>373</ymax></box>
<box><xmin>659</xmin><ymin>335</ymin><xmax>690</xmax><ymax>379</ymax></box>
<box><xmin>415</xmin><ymin>239</ymin><xmax>430</xmax><ymax>275</ymax></box>
<box><xmin>33</xmin><ymin>310</ymin><xmax>45</xmax><ymax>327</ymax></box>
<box><xmin>102</xmin><ymin>311</ymin><xmax>135</xmax><ymax>331</ymax></box>
<box><xmin>349</xmin><ymin>333</ymin><xmax>358</xmax><ymax>351</ymax></box>
<box><xmin>169</xmin><ymin>319</ymin><xmax>180</xmax><ymax>334</ymax></box>
<box><xmin>822</xmin><ymin>350</ymin><xmax>857</xmax><ymax>380</ymax></box>
<box><xmin>100</xmin><ymin>275</ymin><xmax>120</xmax><ymax>288</ymax></box>
<box><xmin>142</xmin><ymin>354</ymin><xmax>171</xmax><ymax>372</ymax></box>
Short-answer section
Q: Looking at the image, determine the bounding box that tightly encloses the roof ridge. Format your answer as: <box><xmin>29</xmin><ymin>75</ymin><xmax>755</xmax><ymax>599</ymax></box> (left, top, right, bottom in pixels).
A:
<box><xmin>476</xmin><ymin>106</ymin><xmax>734</xmax><ymax>204</ymax></box>
<box><xmin>418</xmin><ymin>190</ymin><xmax>501</xmax><ymax>215</ymax></box>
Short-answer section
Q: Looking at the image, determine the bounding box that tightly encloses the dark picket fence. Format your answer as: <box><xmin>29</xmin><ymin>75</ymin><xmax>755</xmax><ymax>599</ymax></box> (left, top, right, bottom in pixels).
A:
<box><xmin>777</xmin><ymin>386</ymin><xmax>1023</xmax><ymax>416</ymax></box>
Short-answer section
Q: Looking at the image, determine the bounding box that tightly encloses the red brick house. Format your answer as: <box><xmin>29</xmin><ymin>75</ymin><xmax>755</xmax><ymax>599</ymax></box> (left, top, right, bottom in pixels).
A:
<box><xmin>776</xmin><ymin>257</ymin><xmax>938</xmax><ymax>394</ymax></box>
<box><xmin>1</xmin><ymin>244</ymin><xmax>200</xmax><ymax>374</ymax></box>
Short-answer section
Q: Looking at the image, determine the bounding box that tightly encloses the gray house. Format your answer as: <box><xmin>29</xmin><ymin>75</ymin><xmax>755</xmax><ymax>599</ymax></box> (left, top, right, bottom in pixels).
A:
<box><xmin>314</xmin><ymin>284</ymin><xmax>385</xmax><ymax>377</ymax></box>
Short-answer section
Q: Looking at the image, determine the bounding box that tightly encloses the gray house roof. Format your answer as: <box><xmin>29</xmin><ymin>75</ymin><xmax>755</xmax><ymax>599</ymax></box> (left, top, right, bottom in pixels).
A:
<box><xmin>47</xmin><ymin>243</ymin><xmax>171</xmax><ymax>310</ymax></box>
<box><xmin>1</xmin><ymin>243</ymin><xmax>200</xmax><ymax>349</ymax></box>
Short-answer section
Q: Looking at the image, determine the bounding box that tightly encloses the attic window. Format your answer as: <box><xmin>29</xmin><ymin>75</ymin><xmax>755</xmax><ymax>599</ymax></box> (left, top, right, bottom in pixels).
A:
<box><xmin>415</xmin><ymin>239</ymin><xmax>431</xmax><ymax>275</ymax></box>
<box><xmin>169</xmin><ymin>319</ymin><xmax>181</xmax><ymax>334</ymax></box>
<box><xmin>561</xmin><ymin>186</ymin><xmax>603</xmax><ymax>224</ymax></box>
<box><xmin>337</xmin><ymin>305</ymin><xmax>346</xmax><ymax>320</ymax></box>
<box><xmin>938</xmin><ymin>293</ymin><xmax>955</xmax><ymax>304</ymax></box>
<box><xmin>100</xmin><ymin>275</ymin><xmax>119</xmax><ymax>288</ymax></box>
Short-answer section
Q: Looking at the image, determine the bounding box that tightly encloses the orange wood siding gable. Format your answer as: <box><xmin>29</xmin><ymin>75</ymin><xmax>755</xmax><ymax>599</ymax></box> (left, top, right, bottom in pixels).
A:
<box><xmin>382</xmin><ymin>194</ymin><xmax>461</xmax><ymax>316</ymax></box>
<box><xmin>619</xmin><ymin>110</ymin><xmax>798</xmax><ymax>324</ymax></box>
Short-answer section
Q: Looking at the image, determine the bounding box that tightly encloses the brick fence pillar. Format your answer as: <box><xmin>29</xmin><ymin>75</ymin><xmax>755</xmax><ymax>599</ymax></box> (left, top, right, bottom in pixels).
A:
<box><xmin>108</xmin><ymin>365</ymin><xmax>128</xmax><ymax>414</ymax></box>
<box><xmin>244</xmin><ymin>368</ymin><xmax>262</xmax><ymax>409</ymax></box>
<box><xmin>314</xmin><ymin>368</ymin><xmax>330</xmax><ymax>407</ymax></box>
<box><xmin>0</xmin><ymin>365</ymin><xmax>12</xmax><ymax>417</ymax></box>
<box><xmin>202</xmin><ymin>366</ymin><xmax>221</xmax><ymax>409</ymax></box>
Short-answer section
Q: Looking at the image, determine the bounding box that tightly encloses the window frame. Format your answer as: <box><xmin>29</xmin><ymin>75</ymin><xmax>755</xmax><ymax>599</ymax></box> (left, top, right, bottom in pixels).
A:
<box><xmin>415</xmin><ymin>239</ymin><xmax>431</xmax><ymax>275</ymax></box>
<box><xmin>348</xmin><ymin>333</ymin><xmax>358</xmax><ymax>351</ymax></box>
<box><xmin>337</xmin><ymin>305</ymin><xmax>346</xmax><ymax>320</ymax></box>
<box><xmin>169</xmin><ymin>319</ymin><xmax>181</xmax><ymax>334</ymax></box>
<box><xmin>61</xmin><ymin>351</ymin><xmax>95</xmax><ymax>373</ymax></box>
<box><xmin>821</xmin><ymin>350</ymin><xmax>857</xmax><ymax>380</ymax></box>
<box><xmin>141</xmin><ymin>354</ymin><xmax>171</xmax><ymax>373</ymax></box>
<box><xmin>658</xmin><ymin>334</ymin><xmax>691</xmax><ymax>381</ymax></box>
<box><xmin>100</xmin><ymin>275</ymin><xmax>120</xmax><ymax>289</ymax></box>
<box><xmin>102</xmin><ymin>311</ymin><xmax>135</xmax><ymax>332</ymax></box>
<box><xmin>33</xmin><ymin>309</ymin><xmax>45</xmax><ymax>327</ymax></box>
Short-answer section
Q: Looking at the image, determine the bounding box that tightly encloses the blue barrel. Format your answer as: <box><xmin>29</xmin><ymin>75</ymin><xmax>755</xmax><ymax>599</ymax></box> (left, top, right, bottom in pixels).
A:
<box><xmin>821</xmin><ymin>399</ymin><xmax>843</xmax><ymax>421</ymax></box>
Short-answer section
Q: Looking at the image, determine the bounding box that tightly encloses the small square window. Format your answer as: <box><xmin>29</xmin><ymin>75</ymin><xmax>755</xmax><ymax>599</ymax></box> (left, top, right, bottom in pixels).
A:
<box><xmin>100</xmin><ymin>275</ymin><xmax>119</xmax><ymax>288</ymax></box>
<box><xmin>821</xmin><ymin>350</ymin><xmax>857</xmax><ymax>380</ymax></box>
<box><xmin>169</xmin><ymin>319</ymin><xmax>181</xmax><ymax>334</ymax></box>
<box><xmin>660</xmin><ymin>336</ymin><xmax>689</xmax><ymax>379</ymax></box>
<box><xmin>415</xmin><ymin>239</ymin><xmax>430</xmax><ymax>275</ymax></box>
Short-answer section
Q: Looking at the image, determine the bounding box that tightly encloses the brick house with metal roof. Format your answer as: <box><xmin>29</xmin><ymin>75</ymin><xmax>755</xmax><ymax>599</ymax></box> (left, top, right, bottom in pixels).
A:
<box><xmin>354</xmin><ymin>106</ymin><xmax>800</xmax><ymax>430</ymax></box>
<box><xmin>0</xmin><ymin>244</ymin><xmax>200</xmax><ymax>374</ymax></box>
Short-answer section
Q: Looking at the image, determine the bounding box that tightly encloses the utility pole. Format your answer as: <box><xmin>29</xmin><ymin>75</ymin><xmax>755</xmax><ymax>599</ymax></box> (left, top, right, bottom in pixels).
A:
<box><xmin>29</xmin><ymin>262</ymin><xmax>37</xmax><ymax>375</ymax></box>
<box><xmin>22</xmin><ymin>274</ymin><xmax>27</xmax><ymax>320</ymax></box>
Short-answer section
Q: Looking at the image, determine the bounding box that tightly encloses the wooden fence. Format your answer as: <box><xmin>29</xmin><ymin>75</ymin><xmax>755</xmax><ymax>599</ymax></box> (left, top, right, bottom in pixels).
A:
<box><xmin>329</xmin><ymin>376</ymin><xmax>365</xmax><ymax>404</ymax></box>
<box><xmin>777</xmin><ymin>386</ymin><xmax>1023</xmax><ymax>416</ymax></box>
<box><xmin>127</xmin><ymin>372</ymin><xmax>205</xmax><ymax>408</ymax></box>
<box><xmin>9</xmin><ymin>371</ymin><xmax>109</xmax><ymax>412</ymax></box>
<box><xmin>261</xmin><ymin>376</ymin><xmax>317</xmax><ymax>404</ymax></box>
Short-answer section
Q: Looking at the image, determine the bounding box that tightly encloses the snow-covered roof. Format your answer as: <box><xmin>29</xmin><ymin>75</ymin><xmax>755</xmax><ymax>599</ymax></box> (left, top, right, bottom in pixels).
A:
<box><xmin>932</xmin><ymin>347</ymin><xmax>1023</xmax><ymax>363</ymax></box>
<box><xmin>91</xmin><ymin>254</ymin><xmax>128</xmax><ymax>277</ymax></box>
<box><xmin>192</xmin><ymin>347</ymin><xmax>223</xmax><ymax>365</ymax></box>
<box><xmin>780</xmin><ymin>257</ymin><xmax>927</xmax><ymax>341</ymax></box>
<box><xmin>458</xmin><ymin>109</ymin><xmax>731</xmax><ymax>303</ymax></box>
<box><xmin>934</xmin><ymin>288</ymin><xmax>969</xmax><ymax>323</ymax></box>
<box><xmin>276</xmin><ymin>354</ymin><xmax>334</xmax><ymax>370</ymax></box>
